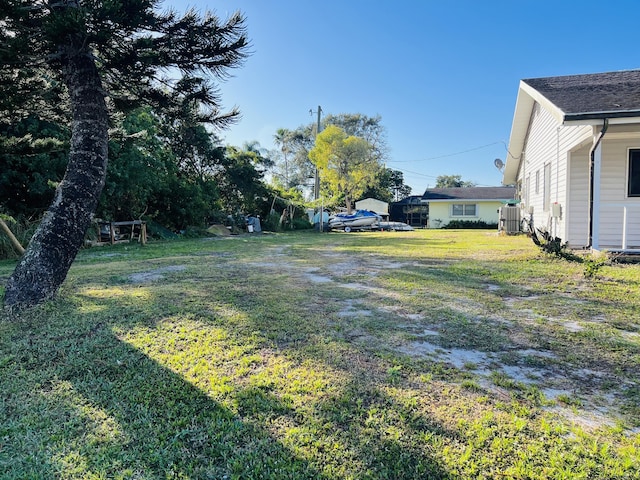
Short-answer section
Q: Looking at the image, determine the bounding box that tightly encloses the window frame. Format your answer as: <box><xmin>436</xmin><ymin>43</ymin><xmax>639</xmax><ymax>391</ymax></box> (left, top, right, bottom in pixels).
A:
<box><xmin>628</xmin><ymin>148</ymin><xmax>640</xmax><ymax>197</ymax></box>
<box><xmin>451</xmin><ymin>203</ymin><xmax>477</xmax><ymax>217</ymax></box>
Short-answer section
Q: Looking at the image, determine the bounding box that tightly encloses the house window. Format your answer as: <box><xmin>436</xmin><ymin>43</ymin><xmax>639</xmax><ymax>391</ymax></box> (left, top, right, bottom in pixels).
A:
<box><xmin>628</xmin><ymin>149</ymin><xmax>640</xmax><ymax>197</ymax></box>
<box><xmin>543</xmin><ymin>163</ymin><xmax>551</xmax><ymax>211</ymax></box>
<box><xmin>452</xmin><ymin>204</ymin><xmax>477</xmax><ymax>216</ymax></box>
<box><xmin>535</xmin><ymin>170</ymin><xmax>540</xmax><ymax>194</ymax></box>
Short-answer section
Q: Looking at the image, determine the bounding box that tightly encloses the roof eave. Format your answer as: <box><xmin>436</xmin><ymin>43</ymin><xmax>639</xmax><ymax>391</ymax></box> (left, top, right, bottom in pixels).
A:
<box><xmin>563</xmin><ymin>111</ymin><xmax>640</xmax><ymax>124</ymax></box>
<box><xmin>502</xmin><ymin>81</ymin><xmax>566</xmax><ymax>185</ymax></box>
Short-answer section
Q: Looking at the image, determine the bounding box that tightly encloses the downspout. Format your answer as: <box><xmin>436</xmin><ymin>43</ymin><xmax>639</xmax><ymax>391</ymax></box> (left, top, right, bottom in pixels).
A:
<box><xmin>555</xmin><ymin>126</ymin><xmax>560</xmax><ymax>238</ymax></box>
<box><xmin>587</xmin><ymin>119</ymin><xmax>609</xmax><ymax>248</ymax></box>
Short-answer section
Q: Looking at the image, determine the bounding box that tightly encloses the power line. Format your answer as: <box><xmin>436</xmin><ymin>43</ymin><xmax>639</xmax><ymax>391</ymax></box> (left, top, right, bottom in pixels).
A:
<box><xmin>392</xmin><ymin>167</ymin><xmax>500</xmax><ymax>186</ymax></box>
<box><xmin>394</xmin><ymin>168</ymin><xmax>440</xmax><ymax>179</ymax></box>
<box><xmin>387</xmin><ymin>141</ymin><xmax>506</xmax><ymax>163</ymax></box>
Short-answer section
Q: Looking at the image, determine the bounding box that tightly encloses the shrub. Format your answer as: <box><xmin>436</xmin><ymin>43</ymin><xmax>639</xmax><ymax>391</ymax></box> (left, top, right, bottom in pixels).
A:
<box><xmin>442</xmin><ymin>220</ymin><xmax>498</xmax><ymax>229</ymax></box>
<box><xmin>261</xmin><ymin>211</ymin><xmax>312</xmax><ymax>232</ymax></box>
<box><xmin>530</xmin><ymin>228</ymin><xmax>583</xmax><ymax>262</ymax></box>
<box><xmin>261</xmin><ymin>212</ymin><xmax>282</xmax><ymax>232</ymax></box>
<box><xmin>583</xmin><ymin>254</ymin><xmax>609</xmax><ymax>278</ymax></box>
<box><xmin>291</xmin><ymin>217</ymin><xmax>312</xmax><ymax>230</ymax></box>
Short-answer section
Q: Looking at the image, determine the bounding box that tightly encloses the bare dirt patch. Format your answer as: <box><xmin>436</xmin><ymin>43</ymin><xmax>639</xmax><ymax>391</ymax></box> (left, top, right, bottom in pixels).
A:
<box><xmin>245</xmin><ymin>243</ymin><xmax>636</xmax><ymax>431</ymax></box>
<box><xmin>128</xmin><ymin>265</ymin><xmax>187</xmax><ymax>283</ymax></box>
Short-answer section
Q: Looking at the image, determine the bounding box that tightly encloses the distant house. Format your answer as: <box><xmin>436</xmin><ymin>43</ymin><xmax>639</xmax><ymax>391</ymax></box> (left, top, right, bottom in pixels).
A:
<box><xmin>423</xmin><ymin>187</ymin><xmax>516</xmax><ymax>228</ymax></box>
<box><xmin>503</xmin><ymin>69</ymin><xmax>640</xmax><ymax>250</ymax></box>
<box><xmin>389</xmin><ymin>195</ymin><xmax>428</xmax><ymax>227</ymax></box>
<box><xmin>355</xmin><ymin>197</ymin><xmax>389</xmax><ymax>219</ymax></box>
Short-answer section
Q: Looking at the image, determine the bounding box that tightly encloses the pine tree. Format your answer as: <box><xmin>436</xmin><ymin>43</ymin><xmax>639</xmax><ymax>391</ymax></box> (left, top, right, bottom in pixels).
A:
<box><xmin>1</xmin><ymin>0</ymin><xmax>249</xmax><ymax>308</ymax></box>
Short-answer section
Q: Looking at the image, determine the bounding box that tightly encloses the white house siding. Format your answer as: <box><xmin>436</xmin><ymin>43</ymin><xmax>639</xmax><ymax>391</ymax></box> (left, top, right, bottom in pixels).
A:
<box><xmin>567</xmin><ymin>144</ymin><xmax>590</xmax><ymax>248</ymax></box>
<box><xmin>519</xmin><ymin>103</ymin><xmax>559</xmax><ymax>231</ymax></box>
<box><xmin>427</xmin><ymin>201</ymin><xmax>504</xmax><ymax>228</ymax></box>
<box><xmin>597</xmin><ymin>138</ymin><xmax>640</xmax><ymax>248</ymax></box>
<box><xmin>557</xmin><ymin>126</ymin><xmax>592</xmax><ymax>244</ymax></box>
<box><xmin>519</xmin><ymin>102</ymin><xmax>592</xmax><ymax>243</ymax></box>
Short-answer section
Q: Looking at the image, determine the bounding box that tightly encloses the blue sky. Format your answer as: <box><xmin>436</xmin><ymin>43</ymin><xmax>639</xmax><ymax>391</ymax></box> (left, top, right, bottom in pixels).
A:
<box><xmin>170</xmin><ymin>0</ymin><xmax>640</xmax><ymax>194</ymax></box>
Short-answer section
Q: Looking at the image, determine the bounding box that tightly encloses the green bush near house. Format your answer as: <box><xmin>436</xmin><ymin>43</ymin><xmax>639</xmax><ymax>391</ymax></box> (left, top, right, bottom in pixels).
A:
<box><xmin>442</xmin><ymin>219</ymin><xmax>498</xmax><ymax>229</ymax></box>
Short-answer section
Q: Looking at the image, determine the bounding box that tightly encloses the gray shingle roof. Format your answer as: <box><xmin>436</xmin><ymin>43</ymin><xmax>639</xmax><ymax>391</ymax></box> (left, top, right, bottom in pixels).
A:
<box><xmin>422</xmin><ymin>187</ymin><xmax>516</xmax><ymax>201</ymax></box>
<box><xmin>394</xmin><ymin>195</ymin><xmax>425</xmax><ymax>205</ymax></box>
<box><xmin>523</xmin><ymin>69</ymin><xmax>640</xmax><ymax>121</ymax></box>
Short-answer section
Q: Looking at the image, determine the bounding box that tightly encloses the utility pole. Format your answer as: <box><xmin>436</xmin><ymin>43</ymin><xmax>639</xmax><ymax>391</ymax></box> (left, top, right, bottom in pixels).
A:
<box><xmin>310</xmin><ymin>105</ymin><xmax>322</xmax><ymax>200</ymax></box>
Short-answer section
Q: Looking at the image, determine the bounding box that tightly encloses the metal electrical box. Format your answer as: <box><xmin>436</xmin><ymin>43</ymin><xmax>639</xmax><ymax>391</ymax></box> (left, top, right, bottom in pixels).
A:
<box><xmin>499</xmin><ymin>205</ymin><xmax>521</xmax><ymax>234</ymax></box>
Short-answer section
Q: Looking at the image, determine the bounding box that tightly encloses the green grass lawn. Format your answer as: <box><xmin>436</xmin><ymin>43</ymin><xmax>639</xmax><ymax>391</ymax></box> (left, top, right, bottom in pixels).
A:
<box><xmin>1</xmin><ymin>229</ymin><xmax>639</xmax><ymax>479</ymax></box>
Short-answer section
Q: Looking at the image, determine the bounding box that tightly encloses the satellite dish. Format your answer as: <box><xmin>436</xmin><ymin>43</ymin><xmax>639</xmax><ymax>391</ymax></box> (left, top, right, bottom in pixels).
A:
<box><xmin>494</xmin><ymin>158</ymin><xmax>504</xmax><ymax>171</ymax></box>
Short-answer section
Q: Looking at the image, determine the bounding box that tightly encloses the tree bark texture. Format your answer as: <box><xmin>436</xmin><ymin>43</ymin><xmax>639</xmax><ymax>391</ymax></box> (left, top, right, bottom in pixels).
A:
<box><xmin>3</xmin><ymin>48</ymin><xmax>108</xmax><ymax>308</ymax></box>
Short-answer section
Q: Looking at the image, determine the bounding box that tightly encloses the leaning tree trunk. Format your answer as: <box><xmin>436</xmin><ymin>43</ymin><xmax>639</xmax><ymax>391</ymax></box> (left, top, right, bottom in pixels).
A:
<box><xmin>3</xmin><ymin>46</ymin><xmax>109</xmax><ymax>309</ymax></box>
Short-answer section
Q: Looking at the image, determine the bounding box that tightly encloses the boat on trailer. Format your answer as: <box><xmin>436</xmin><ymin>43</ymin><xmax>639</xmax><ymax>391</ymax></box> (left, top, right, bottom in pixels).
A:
<box><xmin>328</xmin><ymin>210</ymin><xmax>382</xmax><ymax>232</ymax></box>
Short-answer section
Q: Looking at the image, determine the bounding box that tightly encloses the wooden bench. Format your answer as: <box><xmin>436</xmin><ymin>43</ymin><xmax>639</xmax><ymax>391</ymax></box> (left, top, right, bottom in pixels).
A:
<box><xmin>89</xmin><ymin>220</ymin><xmax>147</xmax><ymax>246</ymax></box>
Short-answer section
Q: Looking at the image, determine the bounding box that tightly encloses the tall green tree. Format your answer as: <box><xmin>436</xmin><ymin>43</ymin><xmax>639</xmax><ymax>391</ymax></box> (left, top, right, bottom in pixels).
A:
<box><xmin>324</xmin><ymin>113</ymin><xmax>388</xmax><ymax>166</ymax></box>
<box><xmin>218</xmin><ymin>143</ymin><xmax>271</xmax><ymax>216</ymax></box>
<box><xmin>388</xmin><ymin>169</ymin><xmax>413</xmax><ymax>201</ymax></box>
<box><xmin>100</xmin><ymin>103</ymin><xmax>230</xmax><ymax>230</ymax></box>
<box><xmin>165</xmin><ymin>106</ymin><xmax>226</xmax><ymax>183</ymax></box>
<box><xmin>98</xmin><ymin>107</ymin><xmax>196</xmax><ymax>226</ymax></box>
<box><xmin>272</xmin><ymin>128</ymin><xmax>294</xmax><ymax>188</ymax></box>
<box><xmin>359</xmin><ymin>168</ymin><xmax>412</xmax><ymax>203</ymax></box>
<box><xmin>0</xmin><ymin>117</ymin><xmax>69</xmax><ymax>216</ymax></box>
<box><xmin>270</xmin><ymin>126</ymin><xmax>314</xmax><ymax>192</ymax></box>
<box><xmin>269</xmin><ymin>114</ymin><xmax>388</xmax><ymax>199</ymax></box>
<box><xmin>309</xmin><ymin>125</ymin><xmax>379</xmax><ymax>213</ymax></box>
<box><xmin>435</xmin><ymin>175</ymin><xmax>476</xmax><ymax>188</ymax></box>
<box><xmin>1</xmin><ymin>0</ymin><xmax>249</xmax><ymax>308</ymax></box>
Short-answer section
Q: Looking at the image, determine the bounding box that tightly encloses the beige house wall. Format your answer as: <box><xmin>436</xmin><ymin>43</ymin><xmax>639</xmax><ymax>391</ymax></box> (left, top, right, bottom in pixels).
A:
<box><xmin>427</xmin><ymin>201</ymin><xmax>505</xmax><ymax>228</ymax></box>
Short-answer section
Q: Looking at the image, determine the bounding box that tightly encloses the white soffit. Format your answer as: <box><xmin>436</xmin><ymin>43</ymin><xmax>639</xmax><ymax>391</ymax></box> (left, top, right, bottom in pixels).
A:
<box><xmin>503</xmin><ymin>81</ymin><xmax>565</xmax><ymax>185</ymax></box>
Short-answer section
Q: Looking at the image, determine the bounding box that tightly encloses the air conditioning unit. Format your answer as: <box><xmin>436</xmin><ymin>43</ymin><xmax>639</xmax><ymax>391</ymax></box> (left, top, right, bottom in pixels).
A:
<box><xmin>499</xmin><ymin>205</ymin><xmax>521</xmax><ymax>234</ymax></box>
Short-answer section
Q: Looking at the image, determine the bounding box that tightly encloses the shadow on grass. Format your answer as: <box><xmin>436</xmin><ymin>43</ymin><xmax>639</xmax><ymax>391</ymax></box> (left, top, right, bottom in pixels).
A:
<box><xmin>0</xmin><ymin>310</ymin><xmax>327</xmax><ymax>479</ymax></box>
<box><xmin>0</xmin><ymin>285</ymin><xmax>457</xmax><ymax>479</ymax></box>
<box><xmin>299</xmin><ymin>344</ymin><xmax>459</xmax><ymax>479</ymax></box>
<box><xmin>4</xmin><ymin>230</ymin><xmax>640</xmax><ymax>477</ymax></box>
